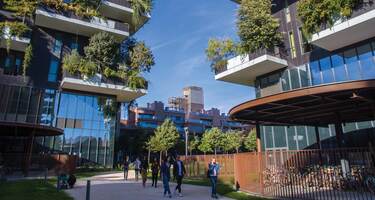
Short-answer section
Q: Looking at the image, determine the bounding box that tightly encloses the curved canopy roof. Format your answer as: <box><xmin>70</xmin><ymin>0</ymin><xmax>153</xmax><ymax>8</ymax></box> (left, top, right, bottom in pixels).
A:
<box><xmin>229</xmin><ymin>80</ymin><xmax>375</xmax><ymax>126</ymax></box>
<box><xmin>0</xmin><ymin>121</ymin><xmax>64</xmax><ymax>137</ymax></box>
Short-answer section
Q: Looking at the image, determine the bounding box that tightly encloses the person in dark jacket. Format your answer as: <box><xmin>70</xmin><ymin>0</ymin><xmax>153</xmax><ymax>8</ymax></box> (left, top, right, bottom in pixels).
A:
<box><xmin>151</xmin><ymin>158</ymin><xmax>159</xmax><ymax>188</ymax></box>
<box><xmin>208</xmin><ymin>158</ymin><xmax>220</xmax><ymax>199</ymax></box>
<box><xmin>173</xmin><ymin>156</ymin><xmax>186</xmax><ymax>197</ymax></box>
<box><xmin>123</xmin><ymin>156</ymin><xmax>129</xmax><ymax>180</ymax></box>
<box><xmin>160</xmin><ymin>157</ymin><xmax>172</xmax><ymax>198</ymax></box>
<box><xmin>140</xmin><ymin>158</ymin><xmax>148</xmax><ymax>188</ymax></box>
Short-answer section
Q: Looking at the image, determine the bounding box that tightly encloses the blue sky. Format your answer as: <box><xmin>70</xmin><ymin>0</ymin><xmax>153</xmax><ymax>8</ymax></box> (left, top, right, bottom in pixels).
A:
<box><xmin>133</xmin><ymin>0</ymin><xmax>254</xmax><ymax>113</ymax></box>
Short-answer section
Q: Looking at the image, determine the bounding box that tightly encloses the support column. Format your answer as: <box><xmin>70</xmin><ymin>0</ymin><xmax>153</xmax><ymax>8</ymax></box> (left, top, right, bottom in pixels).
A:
<box><xmin>334</xmin><ymin>123</ymin><xmax>344</xmax><ymax>148</ymax></box>
<box><xmin>314</xmin><ymin>126</ymin><xmax>322</xmax><ymax>150</ymax></box>
<box><xmin>25</xmin><ymin>130</ymin><xmax>35</xmax><ymax>177</ymax></box>
<box><xmin>255</xmin><ymin>122</ymin><xmax>262</xmax><ymax>153</ymax></box>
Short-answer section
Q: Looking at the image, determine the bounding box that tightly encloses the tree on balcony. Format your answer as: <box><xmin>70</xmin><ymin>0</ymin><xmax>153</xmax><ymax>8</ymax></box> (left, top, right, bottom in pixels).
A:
<box><xmin>3</xmin><ymin>0</ymin><xmax>38</xmax><ymax>22</ymax></box>
<box><xmin>0</xmin><ymin>21</ymin><xmax>30</xmax><ymax>52</ymax></box>
<box><xmin>297</xmin><ymin>0</ymin><xmax>361</xmax><ymax>37</ymax></box>
<box><xmin>237</xmin><ymin>0</ymin><xmax>282</xmax><ymax>53</ymax></box>
<box><xmin>130</xmin><ymin>0</ymin><xmax>153</xmax><ymax>25</ymax></box>
<box><xmin>205</xmin><ymin>38</ymin><xmax>238</xmax><ymax>73</ymax></box>
<box><xmin>63</xmin><ymin>32</ymin><xmax>154</xmax><ymax>90</ymax></box>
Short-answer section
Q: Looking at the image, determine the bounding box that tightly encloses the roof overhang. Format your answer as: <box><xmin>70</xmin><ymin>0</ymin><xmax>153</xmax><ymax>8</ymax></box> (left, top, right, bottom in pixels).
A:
<box><xmin>0</xmin><ymin>121</ymin><xmax>64</xmax><ymax>137</ymax></box>
<box><xmin>229</xmin><ymin>80</ymin><xmax>375</xmax><ymax>126</ymax></box>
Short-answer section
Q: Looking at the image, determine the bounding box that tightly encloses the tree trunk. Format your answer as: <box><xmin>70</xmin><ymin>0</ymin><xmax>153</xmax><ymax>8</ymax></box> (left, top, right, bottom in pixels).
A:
<box><xmin>159</xmin><ymin>151</ymin><xmax>162</xmax><ymax>165</ymax></box>
<box><xmin>214</xmin><ymin>148</ymin><xmax>217</xmax><ymax>156</ymax></box>
<box><xmin>236</xmin><ymin>148</ymin><xmax>239</xmax><ymax>154</ymax></box>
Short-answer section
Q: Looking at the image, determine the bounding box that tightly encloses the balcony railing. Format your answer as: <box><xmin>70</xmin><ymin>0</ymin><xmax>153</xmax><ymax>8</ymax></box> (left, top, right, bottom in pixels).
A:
<box><xmin>311</xmin><ymin>1</ymin><xmax>375</xmax><ymax>50</ymax></box>
<box><xmin>214</xmin><ymin>47</ymin><xmax>289</xmax><ymax>75</ymax></box>
<box><xmin>35</xmin><ymin>7</ymin><xmax>129</xmax><ymax>40</ymax></box>
<box><xmin>105</xmin><ymin>0</ymin><xmax>132</xmax><ymax>8</ymax></box>
<box><xmin>61</xmin><ymin>71</ymin><xmax>147</xmax><ymax>102</ymax></box>
<box><xmin>0</xmin><ymin>26</ymin><xmax>31</xmax><ymax>52</ymax></box>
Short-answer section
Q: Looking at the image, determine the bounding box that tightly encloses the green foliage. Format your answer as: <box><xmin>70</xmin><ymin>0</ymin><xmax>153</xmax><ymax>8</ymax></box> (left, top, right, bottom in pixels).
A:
<box><xmin>126</xmin><ymin>70</ymin><xmax>147</xmax><ymax>90</ymax></box>
<box><xmin>198</xmin><ymin>128</ymin><xmax>225</xmax><ymax>154</ymax></box>
<box><xmin>79</xmin><ymin>59</ymin><xmax>97</xmax><ymax>77</ymax></box>
<box><xmin>23</xmin><ymin>44</ymin><xmax>33</xmax><ymax>76</ymax></box>
<box><xmin>84</xmin><ymin>32</ymin><xmax>118</xmax><ymax>72</ymax></box>
<box><xmin>3</xmin><ymin>0</ymin><xmax>38</xmax><ymax>21</ymax></box>
<box><xmin>244</xmin><ymin>129</ymin><xmax>257</xmax><ymax>152</ymax></box>
<box><xmin>127</xmin><ymin>40</ymin><xmax>155</xmax><ymax>72</ymax></box>
<box><xmin>130</xmin><ymin>0</ymin><xmax>152</xmax><ymax>25</ymax></box>
<box><xmin>237</xmin><ymin>0</ymin><xmax>282</xmax><ymax>53</ymax></box>
<box><xmin>205</xmin><ymin>38</ymin><xmax>238</xmax><ymax>73</ymax></box>
<box><xmin>223</xmin><ymin>131</ymin><xmax>243</xmax><ymax>153</ymax></box>
<box><xmin>40</xmin><ymin>0</ymin><xmax>99</xmax><ymax>18</ymax></box>
<box><xmin>62</xmin><ymin>49</ymin><xmax>82</xmax><ymax>75</ymax></box>
<box><xmin>297</xmin><ymin>0</ymin><xmax>361</xmax><ymax>37</ymax></box>
<box><xmin>148</xmin><ymin>119</ymin><xmax>180</xmax><ymax>153</ymax></box>
<box><xmin>0</xmin><ymin>21</ymin><xmax>30</xmax><ymax>52</ymax></box>
<box><xmin>188</xmin><ymin>136</ymin><xmax>200</xmax><ymax>155</ymax></box>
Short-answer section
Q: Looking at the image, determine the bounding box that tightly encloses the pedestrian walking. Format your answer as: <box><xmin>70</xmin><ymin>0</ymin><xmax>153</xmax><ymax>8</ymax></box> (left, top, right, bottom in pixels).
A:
<box><xmin>160</xmin><ymin>157</ymin><xmax>172</xmax><ymax>198</ymax></box>
<box><xmin>208</xmin><ymin>158</ymin><xmax>220</xmax><ymax>199</ymax></box>
<box><xmin>123</xmin><ymin>156</ymin><xmax>129</xmax><ymax>180</ymax></box>
<box><xmin>173</xmin><ymin>156</ymin><xmax>186</xmax><ymax>197</ymax></box>
<box><xmin>151</xmin><ymin>158</ymin><xmax>159</xmax><ymax>188</ymax></box>
<box><xmin>134</xmin><ymin>157</ymin><xmax>141</xmax><ymax>182</ymax></box>
<box><xmin>141</xmin><ymin>158</ymin><xmax>148</xmax><ymax>187</ymax></box>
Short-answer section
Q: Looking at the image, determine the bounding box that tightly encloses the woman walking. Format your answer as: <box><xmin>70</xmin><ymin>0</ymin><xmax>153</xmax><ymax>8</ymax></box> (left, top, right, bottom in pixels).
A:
<box><xmin>160</xmin><ymin>157</ymin><xmax>172</xmax><ymax>198</ymax></box>
<box><xmin>151</xmin><ymin>158</ymin><xmax>159</xmax><ymax>188</ymax></box>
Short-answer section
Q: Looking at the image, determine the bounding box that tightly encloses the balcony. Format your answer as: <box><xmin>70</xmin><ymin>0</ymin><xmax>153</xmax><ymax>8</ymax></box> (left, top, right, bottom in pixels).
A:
<box><xmin>35</xmin><ymin>7</ymin><xmax>129</xmax><ymax>41</ymax></box>
<box><xmin>311</xmin><ymin>3</ymin><xmax>375</xmax><ymax>51</ymax></box>
<box><xmin>60</xmin><ymin>72</ymin><xmax>147</xmax><ymax>102</ymax></box>
<box><xmin>215</xmin><ymin>48</ymin><xmax>288</xmax><ymax>86</ymax></box>
<box><xmin>99</xmin><ymin>0</ymin><xmax>132</xmax><ymax>21</ymax></box>
<box><xmin>0</xmin><ymin>27</ymin><xmax>30</xmax><ymax>52</ymax></box>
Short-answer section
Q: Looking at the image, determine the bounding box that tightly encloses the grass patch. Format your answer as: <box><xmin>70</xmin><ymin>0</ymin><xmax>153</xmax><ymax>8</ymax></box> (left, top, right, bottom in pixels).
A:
<box><xmin>0</xmin><ymin>180</ymin><xmax>73</xmax><ymax>200</ymax></box>
<box><xmin>180</xmin><ymin>177</ymin><xmax>267</xmax><ymax>200</ymax></box>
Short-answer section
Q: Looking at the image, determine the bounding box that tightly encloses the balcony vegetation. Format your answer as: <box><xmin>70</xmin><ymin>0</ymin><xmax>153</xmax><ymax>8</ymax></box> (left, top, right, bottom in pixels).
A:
<box><xmin>62</xmin><ymin>31</ymin><xmax>154</xmax><ymax>90</ymax></box>
<box><xmin>2</xmin><ymin>0</ymin><xmax>153</xmax><ymax>27</ymax></box>
<box><xmin>0</xmin><ymin>21</ymin><xmax>30</xmax><ymax>51</ymax></box>
<box><xmin>297</xmin><ymin>0</ymin><xmax>362</xmax><ymax>37</ymax></box>
<box><xmin>205</xmin><ymin>0</ymin><xmax>281</xmax><ymax>73</ymax></box>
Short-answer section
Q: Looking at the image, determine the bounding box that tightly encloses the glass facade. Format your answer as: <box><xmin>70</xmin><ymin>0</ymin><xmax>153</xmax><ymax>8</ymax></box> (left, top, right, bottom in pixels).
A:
<box><xmin>0</xmin><ymin>84</ymin><xmax>117</xmax><ymax>167</ymax></box>
<box><xmin>255</xmin><ymin>39</ymin><xmax>375</xmax><ymax>151</ymax></box>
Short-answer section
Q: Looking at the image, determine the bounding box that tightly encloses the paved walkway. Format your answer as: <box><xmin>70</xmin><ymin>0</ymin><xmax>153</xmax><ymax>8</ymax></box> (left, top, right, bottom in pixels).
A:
<box><xmin>66</xmin><ymin>172</ymin><xmax>233</xmax><ymax>200</ymax></box>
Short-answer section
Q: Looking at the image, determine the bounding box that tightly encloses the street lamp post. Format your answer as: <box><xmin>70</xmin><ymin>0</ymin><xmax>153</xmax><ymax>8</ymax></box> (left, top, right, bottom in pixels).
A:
<box><xmin>184</xmin><ymin>127</ymin><xmax>189</xmax><ymax>158</ymax></box>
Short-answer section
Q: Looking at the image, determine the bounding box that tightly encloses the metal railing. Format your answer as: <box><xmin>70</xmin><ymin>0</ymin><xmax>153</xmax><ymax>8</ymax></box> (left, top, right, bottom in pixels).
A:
<box><xmin>183</xmin><ymin>148</ymin><xmax>375</xmax><ymax>199</ymax></box>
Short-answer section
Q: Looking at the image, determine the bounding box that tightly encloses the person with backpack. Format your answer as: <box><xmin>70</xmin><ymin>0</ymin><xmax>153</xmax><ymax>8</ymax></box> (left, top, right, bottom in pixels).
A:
<box><xmin>208</xmin><ymin>158</ymin><xmax>220</xmax><ymax>199</ymax></box>
<box><xmin>173</xmin><ymin>156</ymin><xmax>186</xmax><ymax>197</ymax></box>
<box><xmin>160</xmin><ymin>157</ymin><xmax>172</xmax><ymax>198</ymax></box>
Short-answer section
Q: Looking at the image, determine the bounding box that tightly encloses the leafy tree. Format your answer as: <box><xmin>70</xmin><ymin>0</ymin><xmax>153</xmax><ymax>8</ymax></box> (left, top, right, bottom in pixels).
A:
<box><xmin>223</xmin><ymin>131</ymin><xmax>243</xmax><ymax>153</ymax></box>
<box><xmin>62</xmin><ymin>49</ymin><xmax>83</xmax><ymax>75</ymax></box>
<box><xmin>84</xmin><ymin>32</ymin><xmax>119</xmax><ymax>73</ymax></box>
<box><xmin>244</xmin><ymin>129</ymin><xmax>257</xmax><ymax>152</ymax></box>
<box><xmin>130</xmin><ymin>0</ymin><xmax>153</xmax><ymax>25</ymax></box>
<box><xmin>237</xmin><ymin>0</ymin><xmax>282</xmax><ymax>53</ymax></box>
<box><xmin>205</xmin><ymin>38</ymin><xmax>238</xmax><ymax>73</ymax></box>
<box><xmin>198</xmin><ymin>128</ymin><xmax>225</xmax><ymax>155</ymax></box>
<box><xmin>297</xmin><ymin>0</ymin><xmax>360</xmax><ymax>37</ymax></box>
<box><xmin>188</xmin><ymin>136</ymin><xmax>200</xmax><ymax>156</ymax></box>
<box><xmin>153</xmin><ymin>118</ymin><xmax>180</xmax><ymax>156</ymax></box>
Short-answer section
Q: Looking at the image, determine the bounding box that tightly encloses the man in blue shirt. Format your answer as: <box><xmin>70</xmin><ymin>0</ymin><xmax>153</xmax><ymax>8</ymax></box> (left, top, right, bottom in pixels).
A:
<box><xmin>173</xmin><ymin>156</ymin><xmax>186</xmax><ymax>197</ymax></box>
<box><xmin>208</xmin><ymin>158</ymin><xmax>220</xmax><ymax>199</ymax></box>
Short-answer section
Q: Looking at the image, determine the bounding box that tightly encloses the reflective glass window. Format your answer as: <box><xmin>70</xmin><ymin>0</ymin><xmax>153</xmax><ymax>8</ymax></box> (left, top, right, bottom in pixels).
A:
<box><xmin>281</xmin><ymin>70</ymin><xmax>290</xmax><ymax>91</ymax></box>
<box><xmin>299</xmin><ymin>65</ymin><xmax>309</xmax><ymax>87</ymax></box>
<box><xmin>48</xmin><ymin>57</ymin><xmax>59</xmax><ymax>82</ymax></box>
<box><xmin>319</xmin><ymin>57</ymin><xmax>334</xmax><ymax>83</ymax></box>
<box><xmin>357</xmin><ymin>44</ymin><xmax>375</xmax><ymax>79</ymax></box>
<box><xmin>53</xmin><ymin>34</ymin><xmax>63</xmax><ymax>56</ymax></box>
<box><xmin>264</xmin><ymin>126</ymin><xmax>274</xmax><ymax>149</ymax></box>
<box><xmin>273</xmin><ymin>126</ymin><xmax>287</xmax><ymax>148</ymax></box>
<box><xmin>296</xmin><ymin>126</ymin><xmax>308</xmax><ymax>149</ymax></box>
<box><xmin>310</xmin><ymin>61</ymin><xmax>321</xmax><ymax>85</ymax></box>
<box><xmin>344</xmin><ymin>49</ymin><xmax>361</xmax><ymax>80</ymax></box>
<box><xmin>331</xmin><ymin>53</ymin><xmax>347</xmax><ymax>82</ymax></box>
<box><xmin>290</xmin><ymin>68</ymin><xmax>300</xmax><ymax>89</ymax></box>
<box><xmin>286</xmin><ymin>126</ymin><xmax>297</xmax><ymax>150</ymax></box>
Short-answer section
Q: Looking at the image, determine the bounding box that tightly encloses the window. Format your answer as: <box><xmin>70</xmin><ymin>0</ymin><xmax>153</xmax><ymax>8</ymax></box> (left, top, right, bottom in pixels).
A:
<box><xmin>284</xmin><ymin>0</ymin><xmax>291</xmax><ymax>23</ymax></box>
<box><xmin>48</xmin><ymin>57</ymin><xmax>59</xmax><ymax>82</ymax></box>
<box><xmin>53</xmin><ymin>34</ymin><xmax>63</xmax><ymax>57</ymax></box>
<box><xmin>290</xmin><ymin>68</ymin><xmax>300</xmax><ymax>89</ymax></box>
<box><xmin>331</xmin><ymin>53</ymin><xmax>347</xmax><ymax>82</ymax></box>
<box><xmin>298</xmin><ymin>27</ymin><xmax>312</xmax><ymax>54</ymax></box>
<box><xmin>15</xmin><ymin>58</ymin><xmax>21</xmax><ymax>75</ymax></box>
<box><xmin>281</xmin><ymin>70</ymin><xmax>290</xmax><ymax>91</ymax></box>
<box><xmin>289</xmin><ymin>32</ymin><xmax>297</xmax><ymax>58</ymax></box>
<box><xmin>71</xmin><ymin>42</ymin><xmax>78</xmax><ymax>50</ymax></box>
<box><xmin>357</xmin><ymin>44</ymin><xmax>375</xmax><ymax>79</ymax></box>
<box><xmin>299</xmin><ymin>65</ymin><xmax>309</xmax><ymax>87</ymax></box>
<box><xmin>319</xmin><ymin>57</ymin><xmax>334</xmax><ymax>83</ymax></box>
<box><xmin>344</xmin><ymin>49</ymin><xmax>361</xmax><ymax>80</ymax></box>
<box><xmin>309</xmin><ymin>60</ymin><xmax>321</xmax><ymax>85</ymax></box>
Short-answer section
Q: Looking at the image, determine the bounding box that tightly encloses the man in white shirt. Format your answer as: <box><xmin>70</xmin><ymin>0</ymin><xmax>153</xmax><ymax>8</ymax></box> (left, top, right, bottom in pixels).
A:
<box><xmin>133</xmin><ymin>157</ymin><xmax>141</xmax><ymax>181</ymax></box>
